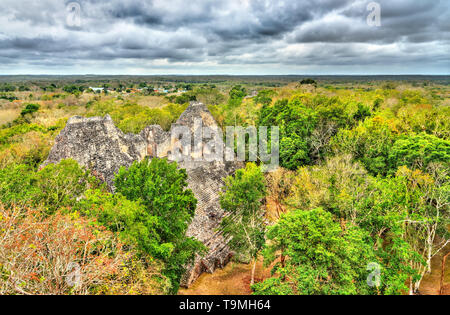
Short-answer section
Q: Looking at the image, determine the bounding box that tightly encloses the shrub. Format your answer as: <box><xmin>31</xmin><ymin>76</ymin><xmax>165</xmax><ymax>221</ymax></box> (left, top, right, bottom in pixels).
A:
<box><xmin>20</xmin><ymin>104</ymin><xmax>40</xmax><ymax>117</ymax></box>
<box><xmin>174</xmin><ymin>93</ymin><xmax>197</xmax><ymax>105</ymax></box>
<box><xmin>63</xmin><ymin>85</ymin><xmax>83</xmax><ymax>94</ymax></box>
<box><xmin>388</xmin><ymin>133</ymin><xmax>450</xmax><ymax>174</ymax></box>
<box><xmin>0</xmin><ymin>159</ymin><xmax>98</xmax><ymax>214</ymax></box>
<box><xmin>35</xmin><ymin>159</ymin><xmax>99</xmax><ymax>214</ymax></box>
<box><xmin>0</xmin><ymin>131</ymin><xmax>52</xmax><ymax>167</ymax></box>
<box><xmin>78</xmin><ymin>189</ymin><xmax>159</xmax><ymax>256</ymax></box>
<box><xmin>254</xmin><ymin>90</ymin><xmax>275</xmax><ymax>106</ymax></box>
<box><xmin>0</xmin><ymin>164</ymin><xmax>37</xmax><ymax>205</ymax></box>
<box><xmin>0</xmin><ymin>124</ymin><xmax>46</xmax><ymax>145</ymax></box>
<box><xmin>229</xmin><ymin>85</ymin><xmax>247</xmax><ymax>101</ymax></box>
<box><xmin>299</xmin><ymin>78</ymin><xmax>317</xmax><ymax>86</ymax></box>
<box><xmin>0</xmin><ymin>93</ymin><xmax>18</xmax><ymax>101</ymax></box>
<box><xmin>0</xmin><ymin>84</ymin><xmax>16</xmax><ymax>92</ymax></box>
<box><xmin>0</xmin><ymin>204</ymin><xmax>128</xmax><ymax>295</ymax></box>
<box><xmin>88</xmin><ymin>101</ymin><xmax>186</xmax><ymax>133</ymax></box>
<box><xmin>353</xmin><ymin>103</ymin><xmax>372</xmax><ymax>122</ymax></box>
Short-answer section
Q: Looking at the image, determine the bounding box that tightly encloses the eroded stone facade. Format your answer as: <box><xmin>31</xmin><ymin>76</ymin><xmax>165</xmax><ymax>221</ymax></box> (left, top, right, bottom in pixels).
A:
<box><xmin>42</xmin><ymin>102</ymin><xmax>241</xmax><ymax>287</ymax></box>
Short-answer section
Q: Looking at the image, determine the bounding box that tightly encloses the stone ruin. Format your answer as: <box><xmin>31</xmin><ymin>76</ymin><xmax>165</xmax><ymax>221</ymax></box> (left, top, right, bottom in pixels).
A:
<box><xmin>42</xmin><ymin>102</ymin><xmax>242</xmax><ymax>287</ymax></box>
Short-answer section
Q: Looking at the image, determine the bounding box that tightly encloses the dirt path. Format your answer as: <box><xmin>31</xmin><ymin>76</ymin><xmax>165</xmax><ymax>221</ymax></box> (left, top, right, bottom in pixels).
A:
<box><xmin>419</xmin><ymin>243</ymin><xmax>450</xmax><ymax>295</ymax></box>
<box><xmin>178</xmin><ymin>258</ymin><xmax>271</xmax><ymax>295</ymax></box>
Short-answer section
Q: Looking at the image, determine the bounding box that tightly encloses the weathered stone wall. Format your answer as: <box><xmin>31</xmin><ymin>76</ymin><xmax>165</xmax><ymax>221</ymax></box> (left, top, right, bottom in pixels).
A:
<box><xmin>42</xmin><ymin>102</ymin><xmax>240</xmax><ymax>287</ymax></box>
<box><xmin>42</xmin><ymin>115</ymin><xmax>148</xmax><ymax>187</ymax></box>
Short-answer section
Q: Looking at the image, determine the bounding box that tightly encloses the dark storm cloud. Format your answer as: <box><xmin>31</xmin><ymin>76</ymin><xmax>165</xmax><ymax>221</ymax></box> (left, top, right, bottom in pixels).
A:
<box><xmin>0</xmin><ymin>0</ymin><xmax>448</xmax><ymax>74</ymax></box>
<box><xmin>0</xmin><ymin>36</ymin><xmax>74</xmax><ymax>53</ymax></box>
<box><xmin>291</xmin><ymin>0</ymin><xmax>450</xmax><ymax>44</ymax></box>
<box><xmin>105</xmin><ymin>1</ymin><xmax>163</xmax><ymax>25</ymax></box>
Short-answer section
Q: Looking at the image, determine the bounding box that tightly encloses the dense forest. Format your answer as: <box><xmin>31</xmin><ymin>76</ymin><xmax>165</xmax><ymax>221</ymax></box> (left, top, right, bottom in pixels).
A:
<box><xmin>0</xmin><ymin>76</ymin><xmax>448</xmax><ymax>295</ymax></box>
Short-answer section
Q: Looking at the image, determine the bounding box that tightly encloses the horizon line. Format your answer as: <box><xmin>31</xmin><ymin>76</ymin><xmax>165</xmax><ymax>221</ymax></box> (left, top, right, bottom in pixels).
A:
<box><xmin>0</xmin><ymin>74</ymin><xmax>449</xmax><ymax>77</ymax></box>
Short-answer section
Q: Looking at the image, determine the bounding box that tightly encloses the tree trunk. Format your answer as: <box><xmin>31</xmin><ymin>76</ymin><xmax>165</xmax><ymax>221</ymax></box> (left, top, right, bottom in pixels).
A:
<box><xmin>426</xmin><ymin>233</ymin><xmax>433</xmax><ymax>273</ymax></box>
<box><xmin>280</xmin><ymin>249</ymin><xmax>286</xmax><ymax>281</ymax></box>
<box><xmin>409</xmin><ymin>277</ymin><xmax>414</xmax><ymax>295</ymax></box>
<box><xmin>250</xmin><ymin>258</ymin><xmax>257</xmax><ymax>286</ymax></box>
<box><xmin>440</xmin><ymin>252</ymin><xmax>450</xmax><ymax>295</ymax></box>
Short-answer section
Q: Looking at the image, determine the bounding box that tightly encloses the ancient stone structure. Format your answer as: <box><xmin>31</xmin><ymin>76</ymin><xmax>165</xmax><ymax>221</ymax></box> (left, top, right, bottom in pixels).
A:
<box><xmin>42</xmin><ymin>102</ymin><xmax>241</xmax><ymax>287</ymax></box>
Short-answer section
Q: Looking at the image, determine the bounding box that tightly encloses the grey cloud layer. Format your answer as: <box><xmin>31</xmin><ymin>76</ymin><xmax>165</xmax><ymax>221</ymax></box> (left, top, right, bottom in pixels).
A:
<box><xmin>0</xmin><ymin>0</ymin><xmax>448</xmax><ymax>74</ymax></box>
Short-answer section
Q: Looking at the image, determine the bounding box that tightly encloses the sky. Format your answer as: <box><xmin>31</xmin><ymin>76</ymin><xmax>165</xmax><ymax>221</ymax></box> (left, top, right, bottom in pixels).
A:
<box><xmin>0</xmin><ymin>0</ymin><xmax>449</xmax><ymax>75</ymax></box>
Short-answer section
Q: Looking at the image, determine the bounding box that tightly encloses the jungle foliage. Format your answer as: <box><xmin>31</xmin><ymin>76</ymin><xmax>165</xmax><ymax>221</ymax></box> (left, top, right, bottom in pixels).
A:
<box><xmin>0</xmin><ymin>77</ymin><xmax>448</xmax><ymax>295</ymax></box>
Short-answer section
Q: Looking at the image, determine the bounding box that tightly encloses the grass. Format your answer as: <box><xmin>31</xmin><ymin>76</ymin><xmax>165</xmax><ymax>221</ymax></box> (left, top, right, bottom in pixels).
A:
<box><xmin>0</xmin><ymin>108</ymin><xmax>21</xmax><ymax>126</ymax></box>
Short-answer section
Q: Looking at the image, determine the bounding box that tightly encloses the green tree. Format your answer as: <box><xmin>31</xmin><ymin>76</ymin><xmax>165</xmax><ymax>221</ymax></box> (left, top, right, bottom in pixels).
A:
<box><xmin>20</xmin><ymin>103</ymin><xmax>40</xmax><ymax>117</ymax></box>
<box><xmin>353</xmin><ymin>103</ymin><xmax>372</xmax><ymax>122</ymax></box>
<box><xmin>174</xmin><ymin>93</ymin><xmax>197</xmax><ymax>105</ymax></box>
<box><xmin>254</xmin><ymin>90</ymin><xmax>275</xmax><ymax>106</ymax></box>
<box><xmin>0</xmin><ymin>159</ymin><xmax>97</xmax><ymax>215</ymax></box>
<box><xmin>357</xmin><ymin>166</ymin><xmax>449</xmax><ymax>294</ymax></box>
<box><xmin>288</xmin><ymin>155</ymin><xmax>423</xmax><ymax>294</ymax></box>
<box><xmin>0</xmin><ymin>84</ymin><xmax>16</xmax><ymax>92</ymax></box>
<box><xmin>331</xmin><ymin>116</ymin><xmax>398</xmax><ymax>176</ymax></box>
<box><xmin>300</xmin><ymin>78</ymin><xmax>317</xmax><ymax>86</ymax></box>
<box><xmin>63</xmin><ymin>85</ymin><xmax>82</xmax><ymax>94</ymax></box>
<box><xmin>258</xmin><ymin>99</ymin><xmax>317</xmax><ymax>169</ymax></box>
<box><xmin>78</xmin><ymin>189</ymin><xmax>161</xmax><ymax>256</ymax></box>
<box><xmin>253</xmin><ymin>208</ymin><xmax>378</xmax><ymax>295</ymax></box>
<box><xmin>193</xmin><ymin>86</ymin><xmax>225</xmax><ymax>105</ymax></box>
<box><xmin>220</xmin><ymin>163</ymin><xmax>267</xmax><ymax>285</ymax></box>
<box><xmin>388</xmin><ymin>133</ymin><xmax>450</xmax><ymax>174</ymax></box>
<box><xmin>229</xmin><ymin>85</ymin><xmax>246</xmax><ymax>100</ymax></box>
<box><xmin>114</xmin><ymin>158</ymin><xmax>204</xmax><ymax>292</ymax></box>
<box><xmin>35</xmin><ymin>159</ymin><xmax>98</xmax><ymax>214</ymax></box>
